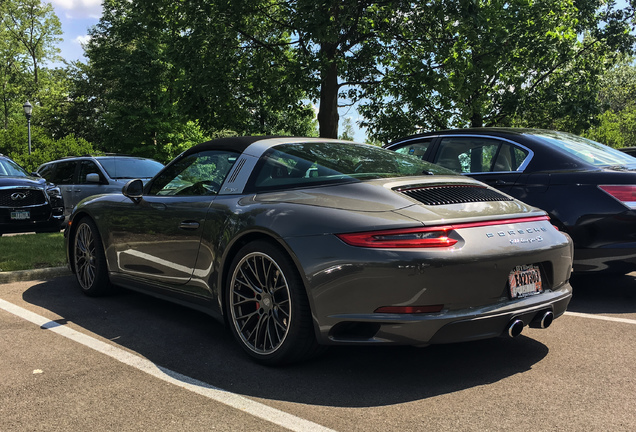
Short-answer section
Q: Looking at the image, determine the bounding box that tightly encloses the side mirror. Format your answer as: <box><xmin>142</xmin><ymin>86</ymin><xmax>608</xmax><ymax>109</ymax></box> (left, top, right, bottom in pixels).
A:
<box><xmin>122</xmin><ymin>179</ymin><xmax>143</xmax><ymax>202</ymax></box>
<box><xmin>86</xmin><ymin>173</ymin><xmax>101</xmax><ymax>183</ymax></box>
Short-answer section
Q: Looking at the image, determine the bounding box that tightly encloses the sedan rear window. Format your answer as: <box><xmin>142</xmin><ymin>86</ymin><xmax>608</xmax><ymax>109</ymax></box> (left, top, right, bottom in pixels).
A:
<box><xmin>251</xmin><ymin>141</ymin><xmax>454</xmax><ymax>191</ymax></box>
<box><xmin>530</xmin><ymin>131</ymin><xmax>636</xmax><ymax>168</ymax></box>
<box><xmin>97</xmin><ymin>157</ymin><xmax>164</xmax><ymax>179</ymax></box>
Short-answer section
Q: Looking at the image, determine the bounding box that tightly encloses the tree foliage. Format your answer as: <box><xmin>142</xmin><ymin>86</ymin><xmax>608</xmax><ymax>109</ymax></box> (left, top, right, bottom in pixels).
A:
<box><xmin>358</xmin><ymin>0</ymin><xmax>636</xmax><ymax>143</ymax></box>
<box><xmin>0</xmin><ymin>0</ymin><xmax>62</xmax><ymax>125</ymax></box>
<box><xmin>0</xmin><ymin>122</ymin><xmax>94</xmax><ymax>171</ymax></box>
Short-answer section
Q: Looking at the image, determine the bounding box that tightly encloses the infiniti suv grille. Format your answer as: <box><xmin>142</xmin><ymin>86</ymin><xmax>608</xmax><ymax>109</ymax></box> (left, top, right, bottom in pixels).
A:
<box><xmin>0</xmin><ymin>189</ymin><xmax>47</xmax><ymax>207</ymax></box>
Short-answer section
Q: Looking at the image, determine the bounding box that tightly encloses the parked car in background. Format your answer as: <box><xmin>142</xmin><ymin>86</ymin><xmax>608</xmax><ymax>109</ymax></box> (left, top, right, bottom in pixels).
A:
<box><xmin>619</xmin><ymin>147</ymin><xmax>636</xmax><ymax>157</ymax></box>
<box><xmin>37</xmin><ymin>155</ymin><xmax>164</xmax><ymax>220</ymax></box>
<box><xmin>386</xmin><ymin>128</ymin><xmax>636</xmax><ymax>274</ymax></box>
<box><xmin>66</xmin><ymin>136</ymin><xmax>573</xmax><ymax>365</ymax></box>
<box><xmin>0</xmin><ymin>154</ymin><xmax>64</xmax><ymax>235</ymax></box>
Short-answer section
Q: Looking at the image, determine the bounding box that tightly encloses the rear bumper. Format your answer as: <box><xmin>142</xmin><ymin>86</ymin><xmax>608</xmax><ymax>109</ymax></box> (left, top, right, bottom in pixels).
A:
<box><xmin>324</xmin><ymin>284</ymin><xmax>572</xmax><ymax>345</ymax></box>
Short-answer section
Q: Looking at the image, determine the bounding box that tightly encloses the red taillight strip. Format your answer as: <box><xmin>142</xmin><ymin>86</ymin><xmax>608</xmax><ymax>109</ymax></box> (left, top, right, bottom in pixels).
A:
<box><xmin>336</xmin><ymin>215</ymin><xmax>550</xmax><ymax>249</ymax></box>
<box><xmin>336</xmin><ymin>226</ymin><xmax>457</xmax><ymax>248</ymax></box>
<box><xmin>448</xmin><ymin>215</ymin><xmax>549</xmax><ymax>230</ymax></box>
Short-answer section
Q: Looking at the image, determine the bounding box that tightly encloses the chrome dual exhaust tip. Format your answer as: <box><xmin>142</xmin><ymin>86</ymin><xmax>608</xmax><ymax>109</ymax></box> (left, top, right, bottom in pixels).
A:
<box><xmin>507</xmin><ymin>319</ymin><xmax>524</xmax><ymax>337</ymax></box>
<box><xmin>530</xmin><ymin>310</ymin><xmax>554</xmax><ymax>329</ymax></box>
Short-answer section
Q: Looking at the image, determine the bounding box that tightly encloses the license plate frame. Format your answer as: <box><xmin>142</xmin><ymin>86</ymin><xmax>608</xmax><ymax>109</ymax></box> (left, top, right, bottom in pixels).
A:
<box><xmin>10</xmin><ymin>210</ymin><xmax>30</xmax><ymax>221</ymax></box>
<box><xmin>509</xmin><ymin>265</ymin><xmax>543</xmax><ymax>299</ymax></box>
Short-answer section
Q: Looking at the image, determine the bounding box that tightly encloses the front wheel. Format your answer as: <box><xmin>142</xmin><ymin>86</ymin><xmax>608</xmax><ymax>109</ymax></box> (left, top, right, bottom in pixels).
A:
<box><xmin>72</xmin><ymin>217</ymin><xmax>113</xmax><ymax>296</ymax></box>
<box><xmin>226</xmin><ymin>241</ymin><xmax>321</xmax><ymax>365</ymax></box>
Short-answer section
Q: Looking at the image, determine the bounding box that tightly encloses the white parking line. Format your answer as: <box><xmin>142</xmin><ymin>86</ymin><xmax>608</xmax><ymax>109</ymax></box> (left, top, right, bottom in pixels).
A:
<box><xmin>0</xmin><ymin>299</ymin><xmax>336</xmax><ymax>432</ymax></box>
<box><xmin>565</xmin><ymin>311</ymin><xmax>636</xmax><ymax>325</ymax></box>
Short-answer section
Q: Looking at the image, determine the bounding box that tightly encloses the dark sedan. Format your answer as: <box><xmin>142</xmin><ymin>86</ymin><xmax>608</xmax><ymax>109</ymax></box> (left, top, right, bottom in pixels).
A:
<box><xmin>386</xmin><ymin>128</ymin><xmax>636</xmax><ymax>273</ymax></box>
<box><xmin>66</xmin><ymin>136</ymin><xmax>573</xmax><ymax>365</ymax></box>
<box><xmin>0</xmin><ymin>154</ymin><xmax>64</xmax><ymax>235</ymax></box>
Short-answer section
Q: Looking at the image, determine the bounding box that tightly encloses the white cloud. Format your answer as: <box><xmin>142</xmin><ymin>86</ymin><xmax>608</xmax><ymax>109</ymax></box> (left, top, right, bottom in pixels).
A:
<box><xmin>74</xmin><ymin>34</ymin><xmax>91</xmax><ymax>46</ymax></box>
<box><xmin>51</xmin><ymin>0</ymin><xmax>103</xmax><ymax>19</ymax></box>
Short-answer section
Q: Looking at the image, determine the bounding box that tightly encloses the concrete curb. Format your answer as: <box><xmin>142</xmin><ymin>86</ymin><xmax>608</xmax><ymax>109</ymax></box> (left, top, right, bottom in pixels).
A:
<box><xmin>0</xmin><ymin>267</ymin><xmax>71</xmax><ymax>284</ymax></box>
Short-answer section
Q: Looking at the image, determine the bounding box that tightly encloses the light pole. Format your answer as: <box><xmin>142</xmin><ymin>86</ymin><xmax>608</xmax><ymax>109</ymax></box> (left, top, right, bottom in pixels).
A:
<box><xmin>23</xmin><ymin>100</ymin><xmax>32</xmax><ymax>155</ymax></box>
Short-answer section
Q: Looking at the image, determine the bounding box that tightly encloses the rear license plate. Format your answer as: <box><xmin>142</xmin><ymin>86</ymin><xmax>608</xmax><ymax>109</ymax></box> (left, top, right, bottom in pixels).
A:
<box><xmin>509</xmin><ymin>265</ymin><xmax>542</xmax><ymax>298</ymax></box>
<box><xmin>10</xmin><ymin>211</ymin><xmax>30</xmax><ymax>220</ymax></box>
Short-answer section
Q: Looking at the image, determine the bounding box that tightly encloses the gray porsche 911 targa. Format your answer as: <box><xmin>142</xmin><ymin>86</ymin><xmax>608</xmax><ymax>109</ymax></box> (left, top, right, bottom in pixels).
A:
<box><xmin>66</xmin><ymin>136</ymin><xmax>573</xmax><ymax>365</ymax></box>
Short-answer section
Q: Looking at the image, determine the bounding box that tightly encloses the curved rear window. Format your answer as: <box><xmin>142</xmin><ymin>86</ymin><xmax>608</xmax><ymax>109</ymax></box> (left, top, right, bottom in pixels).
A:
<box><xmin>530</xmin><ymin>131</ymin><xmax>636</xmax><ymax>167</ymax></box>
<box><xmin>97</xmin><ymin>157</ymin><xmax>165</xmax><ymax>179</ymax></box>
<box><xmin>250</xmin><ymin>141</ymin><xmax>455</xmax><ymax>191</ymax></box>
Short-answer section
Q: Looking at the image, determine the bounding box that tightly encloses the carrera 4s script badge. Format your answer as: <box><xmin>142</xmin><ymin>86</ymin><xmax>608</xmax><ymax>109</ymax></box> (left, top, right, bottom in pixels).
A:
<box><xmin>486</xmin><ymin>226</ymin><xmax>548</xmax><ymax>244</ymax></box>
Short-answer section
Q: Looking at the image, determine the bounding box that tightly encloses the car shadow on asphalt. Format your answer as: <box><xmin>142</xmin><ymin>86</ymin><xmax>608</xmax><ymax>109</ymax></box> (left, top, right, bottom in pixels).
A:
<box><xmin>23</xmin><ymin>276</ymin><xmax>550</xmax><ymax>408</ymax></box>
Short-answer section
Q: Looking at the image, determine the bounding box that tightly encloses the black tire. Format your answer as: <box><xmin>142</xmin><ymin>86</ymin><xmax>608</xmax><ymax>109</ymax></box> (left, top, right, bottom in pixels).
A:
<box><xmin>226</xmin><ymin>241</ymin><xmax>322</xmax><ymax>365</ymax></box>
<box><xmin>72</xmin><ymin>217</ymin><xmax>113</xmax><ymax>296</ymax></box>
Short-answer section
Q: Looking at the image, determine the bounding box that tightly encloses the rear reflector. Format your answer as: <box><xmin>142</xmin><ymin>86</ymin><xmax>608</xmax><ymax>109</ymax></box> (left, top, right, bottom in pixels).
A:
<box><xmin>599</xmin><ymin>185</ymin><xmax>636</xmax><ymax>209</ymax></box>
<box><xmin>375</xmin><ymin>305</ymin><xmax>444</xmax><ymax>314</ymax></box>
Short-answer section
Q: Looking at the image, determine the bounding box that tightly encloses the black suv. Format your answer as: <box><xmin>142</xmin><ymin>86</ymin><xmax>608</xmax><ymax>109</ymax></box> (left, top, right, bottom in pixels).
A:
<box><xmin>0</xmin><ymin>154</ymin><xmax>64</xmax><ymax>235</ymax></box>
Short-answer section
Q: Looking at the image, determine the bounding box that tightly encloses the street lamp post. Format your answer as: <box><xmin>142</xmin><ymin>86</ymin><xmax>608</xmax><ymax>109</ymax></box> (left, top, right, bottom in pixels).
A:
<box><xmin>23</xmin><ymin>101</ymin><xmax>32</xmax><ymax>155</ymax></box>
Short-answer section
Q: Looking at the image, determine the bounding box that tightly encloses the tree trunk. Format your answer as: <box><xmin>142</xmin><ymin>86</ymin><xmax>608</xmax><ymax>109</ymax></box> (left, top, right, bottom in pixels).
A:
<box><xmin>317</xmin><ymin>43</ymin><xmax>339</xmax><ymax>138</ymax></box>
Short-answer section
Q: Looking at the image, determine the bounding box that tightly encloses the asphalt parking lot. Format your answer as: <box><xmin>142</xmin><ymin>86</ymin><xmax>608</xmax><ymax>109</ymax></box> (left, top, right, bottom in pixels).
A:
<box><xmin>1</xmin><ymin>273</ymin><xmax>635</xmax><ymax>432</ymax></box>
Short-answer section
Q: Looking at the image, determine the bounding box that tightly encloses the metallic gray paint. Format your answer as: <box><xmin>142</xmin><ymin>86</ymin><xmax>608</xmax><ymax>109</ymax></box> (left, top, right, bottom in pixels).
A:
<box><xmin>66</xmin><ymin>137</ymin><xmax>573</xmax><ymax>349</ymax></box>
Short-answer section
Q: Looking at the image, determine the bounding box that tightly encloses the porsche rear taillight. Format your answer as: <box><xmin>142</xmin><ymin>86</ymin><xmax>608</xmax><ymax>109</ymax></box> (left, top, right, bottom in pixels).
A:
<box><xmin>336</xmin><ymin>215</ymin><xmax>552</xmax><ymax>249</ymax></box>
<box><xmin>336</xmin><ymin>226</ymin><xmax>457</xmax><ymax>248</ymax></box>
<box><xmin>599</xmin><ymin>185</ymin><xmax>636</xmax><ymax>209</ymax></box>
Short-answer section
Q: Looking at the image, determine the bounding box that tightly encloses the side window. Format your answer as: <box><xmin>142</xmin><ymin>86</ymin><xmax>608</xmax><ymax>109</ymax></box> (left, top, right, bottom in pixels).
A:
<box><xmin>78</xmin><ymin>161</ymin><xmax>103</xmax><ymax>184</ymax></box>
<box><xmin>49</xmin><ymin>161</ymin><xmax>77</xmax><ymax>184</ymax></box>
<box><xmin>148</xmin><ymin>150</ymin><xmax>238</xmax><ymax>196</ymax></box>
<box><xmin>393</xmin><ymin>139</ymin><xmax>433</xmax><ymax>160</ymax></box>
<box><xmin>37</xmin><ymin>164</ymin><xmax>54</xmax><ymax>181</ymax></box>
<box><xmin>434</xmin><ymin>137</ymin><xmax>527</xmax><ymax>173</ymax></box>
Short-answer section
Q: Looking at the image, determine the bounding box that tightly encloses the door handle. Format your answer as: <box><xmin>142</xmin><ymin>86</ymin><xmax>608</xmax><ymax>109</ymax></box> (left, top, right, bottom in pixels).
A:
<box><xmin>494</xmin><ymin>180</ymin><xmax>512</xmax><ymax>186</ymax></box>
<box><xmin>179</xmin><ymin>221</ymin><xmax>200</xmax><ymax>230</ymax></box>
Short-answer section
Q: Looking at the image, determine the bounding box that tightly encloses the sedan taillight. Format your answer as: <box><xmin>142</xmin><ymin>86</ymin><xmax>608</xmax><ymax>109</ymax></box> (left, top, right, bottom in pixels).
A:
<box><xmin>599</xmin><ymin>185</ymin><xmax>636</xmax><ymax>209</ymax></box>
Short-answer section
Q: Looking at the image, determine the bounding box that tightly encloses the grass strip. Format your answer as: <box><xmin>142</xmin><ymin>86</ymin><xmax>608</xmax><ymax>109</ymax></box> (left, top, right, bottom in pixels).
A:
<box><xmin>0</xmin><ymin>233</ymin><xmax>66</xmax><ymax>272</ymax></box>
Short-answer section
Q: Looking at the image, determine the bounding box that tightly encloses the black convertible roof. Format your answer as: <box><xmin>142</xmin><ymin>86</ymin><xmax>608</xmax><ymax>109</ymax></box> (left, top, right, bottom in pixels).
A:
<box><xmin>182</xmin><ymin>136</ymin><xmax>283</xmax><ymax>157</ymax></box>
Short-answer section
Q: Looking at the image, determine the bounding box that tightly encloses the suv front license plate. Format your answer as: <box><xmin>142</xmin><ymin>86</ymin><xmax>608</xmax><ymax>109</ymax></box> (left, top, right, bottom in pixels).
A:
<box><xmin>10</xmin><ymin>211</ymin><xmax>30</xmax><ymax>220</ymax></box>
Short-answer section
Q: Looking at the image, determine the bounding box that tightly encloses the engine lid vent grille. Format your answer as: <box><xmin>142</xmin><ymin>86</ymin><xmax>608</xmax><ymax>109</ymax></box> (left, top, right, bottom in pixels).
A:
<box><xmin>395</xmin><ymin>184</ymin><xmax>512</xmax><ymax>206</ymax></box>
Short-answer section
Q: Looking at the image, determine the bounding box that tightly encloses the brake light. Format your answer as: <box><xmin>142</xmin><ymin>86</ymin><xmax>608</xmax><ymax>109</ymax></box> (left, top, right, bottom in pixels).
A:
<box><xmin>599</xmin><ymin>185</ymin><xmax>636</xmax><ymax>209</ymax></box>
<box><xmin>336</xmin><ymin>226</ymin><xmax>457</xmax><ymax>248</ymax></box>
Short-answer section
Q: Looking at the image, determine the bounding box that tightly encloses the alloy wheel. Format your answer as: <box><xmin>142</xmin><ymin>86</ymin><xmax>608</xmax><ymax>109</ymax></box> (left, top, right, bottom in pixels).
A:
<box><xmin>229</xmin><ymin>252</ymin><xmax>291</xmax><ymax>355</ymax></box>
<box><xmin>74</xmin><ymin>222</ymin><xmax>96</xmax><ymax>290</ymax></box>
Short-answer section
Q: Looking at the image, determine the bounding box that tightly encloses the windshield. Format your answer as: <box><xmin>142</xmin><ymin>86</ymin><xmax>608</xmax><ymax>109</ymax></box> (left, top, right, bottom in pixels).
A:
<box><xmin>0</xmin><ymin>158</ymin><xmax>29</xmax><ymax>177</ymax></box>
<box><xmin>530</xmin><ymin>131</ymin><xmax>636</xmax><ymax>167</ymax></box>
<box><xmin>251</xmin><ymin>141</ymin><xmax>455</xmax><ymax>191</ymax></box>
<box><xmin>98</xmin><ymin>157</ymin><xmax>165</xmax><ymax>179</ymax></box>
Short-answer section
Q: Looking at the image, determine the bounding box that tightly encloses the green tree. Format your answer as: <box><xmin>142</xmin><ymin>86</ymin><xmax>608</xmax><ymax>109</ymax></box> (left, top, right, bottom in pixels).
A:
<box><xmin>0</xmin><ymin>122</ymin><xmax>94</xmax><ymax>171</ymax></box>
<box><xmin>238</xmin><ymin>0</ymin><xmax>405</xmax><ymax>139</ymax></box>
<box><xmin>2</xmin><ymin>0</ymin><xmax>62</xmax><ymax>97</ymax></box>
<box><xmin>0</xmin><ymin>0</ymin><xmax>62</xmax><ymax>130</ymax></box>
<box><xmin>339</xmin><ymin>117</ymin><xmax>355</xmax><ymax>140</ymax></box>
<box><xmin>359</xmin><ymin>0</ymin><xmax>635</xmax><ymax>142</ymax></box>
<box><xmin>583</xmin><ymin>108</ymin><xmax>636</xmax><ymax>148</ymax></box>
<box><xmin>76</xmin><ymin>0</ymin><xmax>316</xmax><ymax>157</ymax></box>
